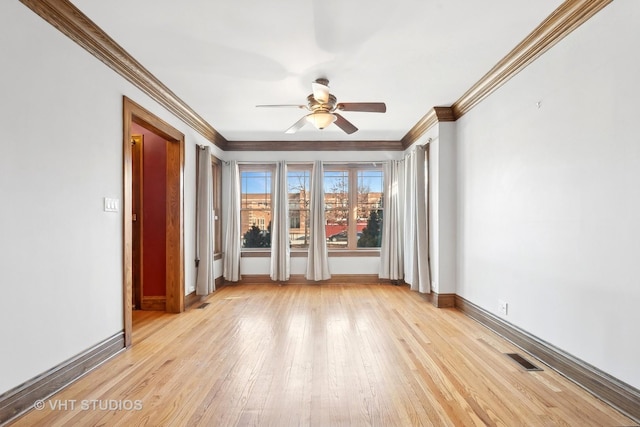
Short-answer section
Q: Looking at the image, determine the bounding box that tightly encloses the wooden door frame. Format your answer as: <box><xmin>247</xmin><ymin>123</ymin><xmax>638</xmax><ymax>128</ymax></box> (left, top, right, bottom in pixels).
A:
<box><xmin>131</xmin><ymin>134</ymin><xmax>144</xmax><ymax>310</ymax></box>
<box><xmin>123</xmin><ymin>96</ymin><xmax>185</xmax><ymax>347</ymax></box>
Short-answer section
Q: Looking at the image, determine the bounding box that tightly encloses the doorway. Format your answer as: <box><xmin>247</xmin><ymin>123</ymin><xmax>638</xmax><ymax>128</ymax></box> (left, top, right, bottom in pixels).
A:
<box><xmin>131</xmin><ymin>134</ymin><xmax>143</xmax><ymax>310</ymax></box>
<box><xmin>123</xmin><ymin>97</ymin><xmax>185</xmax><ymax>347</ymax></box>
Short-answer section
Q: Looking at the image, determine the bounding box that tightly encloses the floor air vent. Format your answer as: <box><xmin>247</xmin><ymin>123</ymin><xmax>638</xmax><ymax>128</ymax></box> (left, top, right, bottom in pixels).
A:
<box><xmin>506</xmin><ymin>353</ymin><xmax>543</xmax><ymax>371</ymax></box>
<box><xmin>197</xmin><ymin>303</ymin><xmax>210</xmax><ymax>309</ymax></box>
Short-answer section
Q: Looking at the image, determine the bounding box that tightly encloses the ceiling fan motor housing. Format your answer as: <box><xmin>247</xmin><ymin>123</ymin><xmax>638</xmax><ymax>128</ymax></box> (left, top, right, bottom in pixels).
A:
<box><xmin>307</xmin><ymin>93</ymin><xmax>337</xmax><ymax>112</ymax></box>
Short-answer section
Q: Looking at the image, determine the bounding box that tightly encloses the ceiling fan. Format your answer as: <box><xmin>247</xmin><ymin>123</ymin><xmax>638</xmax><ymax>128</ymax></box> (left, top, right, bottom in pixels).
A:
<box><xmin>256</xmin><ymin>78</ymin><xmax>386</xmax><ymax>135</ymax></box>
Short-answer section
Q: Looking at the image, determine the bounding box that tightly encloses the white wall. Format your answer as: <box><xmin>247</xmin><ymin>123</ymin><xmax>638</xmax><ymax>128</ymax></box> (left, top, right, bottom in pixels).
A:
<box><xmin>425</xmin><ymin>123</ymin><xmax>457</xmax><ymax>294</ymax></box>
<box><xmin>0</xmin><ymin>2</ymin><xmax>214</xmax><ymax>394</ymax></box>
<box><xmin>456</xmin><ymin>1</ymin><xmax>640</xmax><ymax>388</ymax></box>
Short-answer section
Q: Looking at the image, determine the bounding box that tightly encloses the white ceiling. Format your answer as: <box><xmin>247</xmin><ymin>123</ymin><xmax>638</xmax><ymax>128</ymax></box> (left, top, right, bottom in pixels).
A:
<box><xmin>72</xmin><ymin>0</ymin><xmax>562</xmax><ymax>142</ymax></box>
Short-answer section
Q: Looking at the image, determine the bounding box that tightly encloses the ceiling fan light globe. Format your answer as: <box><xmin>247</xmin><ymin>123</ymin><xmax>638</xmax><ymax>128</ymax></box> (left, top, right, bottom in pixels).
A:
<box><xmin>307</xmin><ymin>112</ymin><xmax>336</xmax><ymax>130</ymax></box>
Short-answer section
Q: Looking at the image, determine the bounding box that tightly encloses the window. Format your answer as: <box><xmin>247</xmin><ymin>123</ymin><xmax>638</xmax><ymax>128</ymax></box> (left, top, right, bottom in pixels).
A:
<box><xmin>288</xmin><ymin>166</ymin><xmax>311</xmax><ymax>248</ymax></box>
<box><xmin>240</xmin><ymin>166</ymin><xmax>273</xmax><ymax>248</ymax></box>
<box><xmin>324</xmin><ymin>165</ymin><xmax>383</xmax><ymax>249</ymax></box>
<box><xmin>236</xmin><ymin>162</ymin><xmax>383</xmax><ymax>252</ymax></box>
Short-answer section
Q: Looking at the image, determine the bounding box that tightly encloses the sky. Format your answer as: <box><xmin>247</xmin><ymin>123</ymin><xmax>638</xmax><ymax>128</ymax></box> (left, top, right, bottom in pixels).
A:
<box><xmin>241</xmin><ymin>169</ymin><xmax>383</xmax><ymax>194</ymax></box>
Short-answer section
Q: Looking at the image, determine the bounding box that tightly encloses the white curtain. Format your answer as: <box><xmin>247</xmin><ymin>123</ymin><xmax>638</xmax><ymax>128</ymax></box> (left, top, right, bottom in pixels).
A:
<box><xmin>403</xmin><ymin>147</ymin><xmax>431</xmax><ymax>293</ymax></box>
<box><xmin>195</xmin><ymin>146</ymin><xmax>215</xmax><ymax>295</ymax></box>
<box><xmin>223</xmin><ymin>160</ymin><xmax>242</xmax><ymax>282</ymax></box>
<box><xmin>306</xmin><ymin>160</ymin><xmax>331</xmax><ymax>281</ymax></box>
<box><xmin>270</xmin><ymin>161</ymin><xmax>290</xmax><ymax>281</ymax></box>
<box><xmin>379</xmin><ymin>160</ymin><xmax>404</xmax><ymax>281</ymax></box>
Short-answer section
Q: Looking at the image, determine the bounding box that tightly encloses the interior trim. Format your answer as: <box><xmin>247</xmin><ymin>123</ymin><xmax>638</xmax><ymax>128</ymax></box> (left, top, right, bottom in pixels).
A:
<box><xmin>185</xmin><ymin>291</ymin><xmax>201</xmax><ymax>309</ymax></box>
<box><xmin>123</xmin><ymin>96</ymin><xmax>186</xmax><ymax>345</ymax></box>
<box><xmin>402</xmin><ymin>107</ymin><xmax>455</xmax><ymax>149</ymax></box>
<box><xmin>422</xmin><ymin>291</ymin><xmax>456</xmax><ymax>308</ymax></box>
<box><xmin>0</xmin><ymin>332</ymin><xmax>125</xmax><ymax>426</ymax></box>
<box><xmin>20</xmin><ymin>0</ymin><xmax>611</xmax><ymax>152</ymax></box>
<box><xmin>225</xmin><ymin>140</ymin><xmax>404</xmax><ymax>151</ymax></box>
<box><xmin>19</xmin><ymin>0</ymin><xmax>227</xmax><ymax>149</ymax></box>
<box><xmin>140</xmin><ymin>296</ymin><xmax>166</xmax><ymax>311</ymax></box>
<box><xmin>241</xmin><ymin>250</ymin><xmax>381</xmax><ymax>258</ymax></box>
<box><xmin>230</xmin><ymin>274</ymin><xmax>384</xmax><ymax>285</ymax></box>
<box><xmin>185</xmin><ymin>277</ymin><xmax>226</xmax><ymax>309</ymax></box>
<box><xmin>402</xmin><ymin>0</ymin><xmax>612</xmax><ymax>148</ymax></box>
<box><xmin>455</xmin><ymin>295</ymin><xmax>640</xmax><ymax>424</ymax></box>
<box><xmin>451</xmin><ymin>0</ymin><xmax>612</xmax><ymax>120</ymax></box>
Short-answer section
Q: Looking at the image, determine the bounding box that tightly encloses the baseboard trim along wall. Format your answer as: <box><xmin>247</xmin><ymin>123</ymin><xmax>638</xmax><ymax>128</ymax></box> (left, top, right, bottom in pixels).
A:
<box><xmin>424</xmin><ymin>292</ymin><xmax>456</xmax><ymax>308</ymax></box>
<box><xmin>231</xmin><ymin>274</ymin><xmax>385</xmax><ymax>285</ymax></box>
<box><xmin>140</xmin><ymin>296</ymin><xmax>166</xmax><ymax>311</ymax></box>
<box><xmin>185</xmin><ymin>290</ymin><xmax>201</xmax><ymax>309</ymax></box>
<box><xmin>454</xmin><ymin>295</ymin><xmax>640</xmax><ymax>423</ymax></box>
<box><xmin>185</xmin><ymin>276</ymin><xmax>226</xmax><ymax>309</ymax></box>
<box><xmin>228</xmin><ymin>275</ymin><xmax>456</xmax><ymax>308</ymax></box>
<box><xmin>0</xmin><ymin>332</ymin><xmax>125</xmax><ymax>425</ymax></box>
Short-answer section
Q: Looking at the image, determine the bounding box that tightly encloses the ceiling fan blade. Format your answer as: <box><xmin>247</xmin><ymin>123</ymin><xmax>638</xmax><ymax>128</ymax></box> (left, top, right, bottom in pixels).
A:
<box><xmin>256</xmin><ymin>104</ymin><xmax>307</xmax><ymax>109</ymax></box>
<box><xmin>312</xmin><ymin>79</ymin><xmax>330</xmax><ymax>103</ymax></box>
<box><xmin>285</xmin><ymin>116</ymin><xmax>309</xmax><ymax>134</ymax></box>
<box><xmin>333</xmin><ymin>113</ymin><xmax>358</xmax><ymax>135</ymax></box>
<box><xmin>337</xmin><ymin>102</ymin><xmax>386</xmax><ymax>113</ymax></box>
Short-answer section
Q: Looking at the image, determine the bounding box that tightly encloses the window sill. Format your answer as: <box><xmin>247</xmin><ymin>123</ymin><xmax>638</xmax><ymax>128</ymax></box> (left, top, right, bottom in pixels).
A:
<box><xmin>328</xmin><ymin>249</ymin><xmax>380</xmax><ymax>257</ymax></box>
<box><xmin>240</xmin><ymin>249</ymin><xmax>380</xmax><ymax>258</ymax></box>
<box><xmin>240</xmin><ymin>250</ymin><xmax>270</xmax><ymax>258</ymax></box>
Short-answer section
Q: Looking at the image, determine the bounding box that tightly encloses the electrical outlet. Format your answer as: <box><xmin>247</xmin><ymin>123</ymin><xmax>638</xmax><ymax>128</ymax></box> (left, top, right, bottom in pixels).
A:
<box><xmin>499</xmin><ymin>300</ymin><xmax>508</xmax><ymax>316</ymax></box>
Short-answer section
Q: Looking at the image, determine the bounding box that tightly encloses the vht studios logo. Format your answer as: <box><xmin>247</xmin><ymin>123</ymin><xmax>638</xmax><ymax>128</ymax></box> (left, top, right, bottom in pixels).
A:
<box><xmin>34</xmin><ymin>399</ymin><xmax>143</xmax><ymax>411</ymax></box>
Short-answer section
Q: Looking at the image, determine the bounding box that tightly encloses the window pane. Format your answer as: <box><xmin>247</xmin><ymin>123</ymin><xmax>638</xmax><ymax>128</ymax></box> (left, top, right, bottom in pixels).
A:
<box><xmin>241</xmin><ymin>171</ymin><xmax>271</xmax><ymax>208</ymax></box>
<box><xmin>240</xmin><ymin>169</ymin><xmax>272</xmax><ymax>248</ymax></box>
<box><xmin>324</xmin><ymin>170</ymin><xmax>349</xmax><ymax>248</ymax></box>
<box><xmin>357</xmin><ymin>170</ymin><xmax>383</xmax><ymax>248</ymax></box>
<box><xmin>288</xmin><ymin>169</ymin><xmax>310</xmax><ymax>248</ymax></box>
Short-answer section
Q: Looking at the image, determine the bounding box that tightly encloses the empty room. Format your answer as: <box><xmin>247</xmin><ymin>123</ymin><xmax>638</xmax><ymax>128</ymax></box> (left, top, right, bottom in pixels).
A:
<box><xmin>1</xmin><ymin>0</ymin><xmax>638</xmax><ymax>425</ymax></box>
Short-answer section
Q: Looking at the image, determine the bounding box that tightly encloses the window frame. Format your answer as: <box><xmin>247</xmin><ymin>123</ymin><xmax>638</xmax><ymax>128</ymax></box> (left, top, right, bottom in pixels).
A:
<box><xmin>239</xmin><ymin>164</ymin><xmax>276</xmax><ymax>251</ymax></box>
<box><xmin>235</xmin><ymin>162</ymin><xmax>384</xmax><ymax>256</ymax></box>
<box><xmin>324</xmin><ymin>163</ymin><xmax>384</xmax><ymax>251</ymax></box>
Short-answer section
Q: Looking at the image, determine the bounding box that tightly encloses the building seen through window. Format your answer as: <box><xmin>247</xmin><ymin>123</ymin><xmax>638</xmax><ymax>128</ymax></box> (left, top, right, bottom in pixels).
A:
<box><xmin>240</xmin><ymin>167</ymin><xmax>273</xmax><ymax>248</ymax></box>
<box><xmin>239</xmin><ymin>164</ymin><xmax>383</xmax><ymax>250</ymax></box>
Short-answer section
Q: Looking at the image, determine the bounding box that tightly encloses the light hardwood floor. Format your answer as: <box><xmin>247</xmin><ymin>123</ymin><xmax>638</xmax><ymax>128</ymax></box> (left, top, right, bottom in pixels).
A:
<box><xmin>10</xmin><ymin>284</ymin><xmax>636</xmax><ymax>426</ymax></box>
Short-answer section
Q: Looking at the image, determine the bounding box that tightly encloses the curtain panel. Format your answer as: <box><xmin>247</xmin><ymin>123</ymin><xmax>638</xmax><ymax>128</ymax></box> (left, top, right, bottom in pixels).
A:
<box><xmin>306</xmin><ymin>160</ymin><xmax>331</xmax><ymax>281</ymax></box>
<box><xmin>270</xmin><ymin>161</ymin><xmax>291</xmax><ymax>281</ymax></box>
<box><xmin>379</xmin><ymin>160</ymin><xmax>405</xmax><ymax>281</ymax></box>
<box><xmin>195</xmin><ymin>146</ymin><xmax>215</xmax><ymax>295</ymax></box>
<box><xmin>223</xmin><ymin>160</ymin><xmax>242</xmax><ymax>282</ymax></box>
<box><xmin>403</xmin><ymin>147</ymin><xmax>431</xmax><ymax>293</ymax></box>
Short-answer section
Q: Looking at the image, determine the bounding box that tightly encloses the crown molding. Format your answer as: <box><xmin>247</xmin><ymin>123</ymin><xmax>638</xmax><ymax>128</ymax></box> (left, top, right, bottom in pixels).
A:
<box><xmin>401</xmin><ymin>107</ymin><xmax>455</xmax><ymax>149</ymax></box>
<box><xmin>20</xmin><ymin>0</ymin><xmax>228</xmax><ymax>150</ymax></box>
<box><xmin>21</xmin><ymin>0</ymin><xmax>611</xmax><ymax>152</ymax></box>
<box><xmin>451</xmin><ymin>0</ymin><xmax>612</xmax><ymax>119</ymax></box>
<box><xmin>403</xmin><ymin>0</ymin><xmax>612</xmax><ymax>150</ymax></box>
<box><xmin>226</xmin><ymin>140</ymin><xmax>404</xmax><ymax>151</ymax></box>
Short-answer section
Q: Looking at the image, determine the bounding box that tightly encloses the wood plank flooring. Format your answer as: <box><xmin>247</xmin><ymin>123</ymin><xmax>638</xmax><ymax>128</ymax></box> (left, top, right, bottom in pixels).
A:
<box><xmin>10</xmin><ymin>284</ymin><xmax>636</xmax><ymax>426</ymax></box>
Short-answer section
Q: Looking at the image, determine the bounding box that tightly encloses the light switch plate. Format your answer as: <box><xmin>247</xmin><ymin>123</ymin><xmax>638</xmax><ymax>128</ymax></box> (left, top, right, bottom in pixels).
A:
<box><xmin>104</xmin><ymin>197</ymin><xmax>120</xmax><ymax>212</ymax></box>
